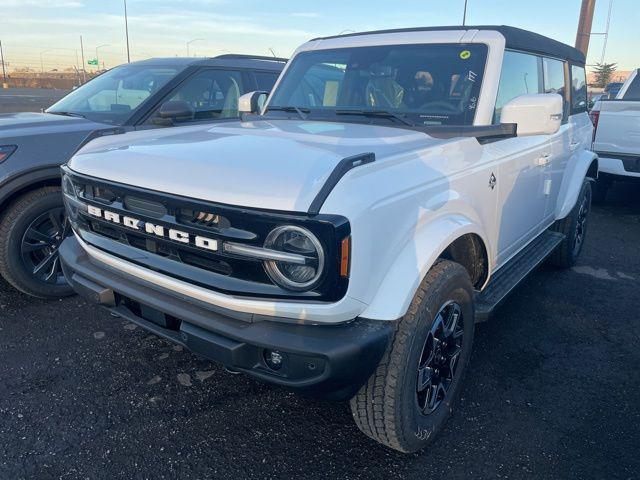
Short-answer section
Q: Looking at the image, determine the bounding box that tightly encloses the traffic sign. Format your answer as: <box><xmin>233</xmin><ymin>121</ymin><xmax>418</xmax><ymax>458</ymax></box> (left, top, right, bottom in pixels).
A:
<box><xmin>87</xmin><ymin>59</ymin><xmax>98</xmax><ymax>66</ymax></box>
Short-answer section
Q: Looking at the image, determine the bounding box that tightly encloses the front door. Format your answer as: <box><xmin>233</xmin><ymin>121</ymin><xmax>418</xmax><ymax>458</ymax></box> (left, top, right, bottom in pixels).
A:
<box><xmin>490</xmin><ymin>135</ymin><xmax>551</xmax><ymax>266</ymax></box>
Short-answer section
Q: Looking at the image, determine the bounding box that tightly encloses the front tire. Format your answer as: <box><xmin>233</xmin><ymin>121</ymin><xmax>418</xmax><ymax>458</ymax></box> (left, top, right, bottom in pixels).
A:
<box><xmin>548</xmin><ymin>179</ymin><xmax>592</xmax><ymax>268</ymax></box>
<box><xmin>350</xmin><ymin>260</ymin><xmax>475</xmax><ymax>453</ymax></box>
<box><xmin>0</xmin><ymin>186</ymin><xmax>74</xmax><ymax>298</ymax></box>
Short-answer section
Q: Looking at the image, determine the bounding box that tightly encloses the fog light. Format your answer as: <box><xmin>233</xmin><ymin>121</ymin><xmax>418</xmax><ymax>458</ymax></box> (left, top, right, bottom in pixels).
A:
<box><xmin>264</xmin><ymin>349</ymin><xmax>284</xmax><ymax>371</ymax></box>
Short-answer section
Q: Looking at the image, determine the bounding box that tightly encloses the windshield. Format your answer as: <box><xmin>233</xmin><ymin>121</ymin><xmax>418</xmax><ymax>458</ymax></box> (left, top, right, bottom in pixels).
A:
<box><xmin>268</xmin><ymin>43</ymin><xmax>488</xmax><ymax>126</ymax></box>
<box><xmin>47</xmin><ymin>64</ymin><xmax>182</xmax><ymax>124</ymax></box>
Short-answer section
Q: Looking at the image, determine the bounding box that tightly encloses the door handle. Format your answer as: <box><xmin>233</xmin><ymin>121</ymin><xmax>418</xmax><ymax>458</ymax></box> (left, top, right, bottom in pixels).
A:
<box><xmin>536</xmin><ymin>154</ymin><xmax>551</xmax><ymax>166</ymax></box>
<box><xmin>569</xmin><ymin>141</ymin><xmax>580</xmax><ymax>151</ymax></box>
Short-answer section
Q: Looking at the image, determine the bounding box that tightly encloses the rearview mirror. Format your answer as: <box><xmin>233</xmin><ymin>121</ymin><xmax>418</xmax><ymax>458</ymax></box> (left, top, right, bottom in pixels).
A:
<box><xmin>500</xmin><ymin>93</ymin><xmax>563</xmax><ymax>136</ymax></box>
<box><xmin>157</xmin><ymin>100</ymin><xmax>194</xmax><ymax>122</ymax></box>
<box><xmin>238</xmin><ymin>91</ymin><xmax>268</xmax><ymax>114</ymax></box>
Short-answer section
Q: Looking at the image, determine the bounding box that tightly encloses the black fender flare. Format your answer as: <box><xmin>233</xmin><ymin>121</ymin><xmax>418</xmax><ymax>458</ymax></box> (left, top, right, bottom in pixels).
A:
<box><xmin>0</xmin><ymin>165</ymin><xmax>63</xmax><ymax>211</ymax></box>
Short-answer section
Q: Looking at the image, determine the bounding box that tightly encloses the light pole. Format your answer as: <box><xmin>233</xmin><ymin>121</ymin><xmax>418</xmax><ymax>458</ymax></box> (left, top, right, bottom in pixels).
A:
<box><xmin>186</xmin><ymin>38</ymin><xmax>203</xmax><ymax>57</ymax></box>
<box><xmin>40</xmin><ymin>49</ymin><xmax>53</xmax><ymax>73</ymax></box>
<box><xmin>95</xmin><ymin>44</ymin><xmax>110</xmax><ymax>70</ymax></box>
<box><xmin>79</xmin><ymin>35</ymin><xmax>86</xmax><ymax>83</ymax></box>
<box><xmin>0</xmin><ymin>40</ymin><xmax>7</xmax><ymax>86</ymax></box>
<box><xmin>123</xmin><ymin>0</ymin><xmax>130</xmax><ymax>63</ymax></box>
<box><xmin>462</xmin><ymin>0</ymin><xmax>469</xmax><ymax>26</ymax></box>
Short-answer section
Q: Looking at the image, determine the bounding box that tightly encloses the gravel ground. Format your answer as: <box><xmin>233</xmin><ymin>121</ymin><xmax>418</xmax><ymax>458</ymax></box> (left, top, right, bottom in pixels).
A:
<box><xmin>1</xmin><ymin>182</ymin><xmax>639</xmax><ymax>480</ymax></box>
<box><xmin>0</xmin><ymin>88</ymin><xmax>69</xmax><ymax>113</ymax></box>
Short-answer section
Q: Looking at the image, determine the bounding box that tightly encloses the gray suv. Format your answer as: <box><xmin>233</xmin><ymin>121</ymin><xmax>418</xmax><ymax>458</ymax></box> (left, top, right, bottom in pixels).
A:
<box><xmin>0</xmin><ymin>54</ymin><xmax>285</xmax><ymax>298</ymax></box>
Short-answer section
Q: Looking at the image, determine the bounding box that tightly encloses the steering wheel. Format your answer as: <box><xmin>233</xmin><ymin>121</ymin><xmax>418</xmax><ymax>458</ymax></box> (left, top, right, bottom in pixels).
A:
<box><xmin>419</xmin><ymin>101</ymin><xmax>459</xmax><ymax>113</ymax></box>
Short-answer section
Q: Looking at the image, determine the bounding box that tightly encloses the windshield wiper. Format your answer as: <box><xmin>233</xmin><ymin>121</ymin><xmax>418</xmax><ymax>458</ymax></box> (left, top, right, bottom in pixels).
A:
<box><xmin>335</xmin><ymin>109</ymin><xmax>416</xmax><ymax>127</ymax></box>
<box><xmin>267</xmin><ymin>106</ymin><xmax>309</xmax><ymax>120</ymax></box>
<box><xmin>47</xmin><ymin>111</ymin><xmax>86</xmax><ymax>119</ymax></box>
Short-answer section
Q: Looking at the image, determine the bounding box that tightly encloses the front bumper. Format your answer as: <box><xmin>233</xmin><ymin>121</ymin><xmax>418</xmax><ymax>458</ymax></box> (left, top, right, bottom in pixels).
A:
<box><xmin>59</xmin><ymin>236</ymin><xmax>393</xmax><ymax>400</ymax></box>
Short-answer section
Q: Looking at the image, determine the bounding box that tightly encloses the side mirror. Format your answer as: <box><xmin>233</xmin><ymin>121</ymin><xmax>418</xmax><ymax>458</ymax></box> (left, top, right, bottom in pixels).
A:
<box><xmin>157</xmin><ymin>100</ymin><xmax>194</xmax><ymax>122</ymax></box>
<box><xmin>501</xmin><ymin>93</ymin><xmax>563</xmax><ymax>136</ymax></box>
<box><xmin>238</xmin><ymin>91</ymin><xmax>268</xmax><ymax>114</ymax></box>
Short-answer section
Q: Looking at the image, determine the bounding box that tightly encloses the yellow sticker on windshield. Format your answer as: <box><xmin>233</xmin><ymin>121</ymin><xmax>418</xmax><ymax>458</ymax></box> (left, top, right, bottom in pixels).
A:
<box><xmin>460</xmin><ymin>50</ymin><xmax>471</xmax><ymax>60</ymax></box>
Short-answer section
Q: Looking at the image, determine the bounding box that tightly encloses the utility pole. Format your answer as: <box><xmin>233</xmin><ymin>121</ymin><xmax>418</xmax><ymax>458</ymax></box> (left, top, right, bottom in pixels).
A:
<box><xmin>575</xmin><ymin>0</ymin><xmax>597</xmax><ymax>56</ymax></box>
<box><xmin>462</xmin><ymin>0</ymin><xmax>469</xmax><ymax>26</ymax></box>
<box><xmin>0</xmin><ymin>40</ymin><xmax>7</xmax><ymax>86</ymax></box>
<box><xmin>79</xmin><ymin>35</ymin><xmax>86</xmax><ymax>83</ymax></box>
<box><xmin>40</xmin><ymin>49</ymin><xmax>52</xmax><ymax>74</ymax></box>
<box><xmin>124</xmin><ymin>0</ymin><xmax>131</xmax><ymax>63</ymax></box>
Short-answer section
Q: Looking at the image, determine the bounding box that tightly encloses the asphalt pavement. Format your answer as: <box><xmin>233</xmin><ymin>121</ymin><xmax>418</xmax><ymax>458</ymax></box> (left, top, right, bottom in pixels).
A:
<box><xmin>1</xmin><ymin>183</ymin><xmax>639</xmax><ymax>480</ymax></box>
<box><xmin>0</xmin><ymin>88</ymin><xmax>70</xmax><ymax>113</ymax></box>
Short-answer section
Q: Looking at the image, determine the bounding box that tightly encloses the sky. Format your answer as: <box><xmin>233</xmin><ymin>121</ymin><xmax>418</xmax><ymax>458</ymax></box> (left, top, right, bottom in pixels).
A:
<box><xmin>0</xmin><ymin>0</ymin><xmax>638</xmax><ymax>73</ymax></box>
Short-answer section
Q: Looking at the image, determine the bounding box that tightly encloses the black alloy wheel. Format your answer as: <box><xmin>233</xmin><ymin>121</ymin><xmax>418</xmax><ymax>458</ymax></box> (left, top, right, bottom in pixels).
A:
<box><xmin>416</xmin><ymin>301</ymin><xmax>464</xmax><ymax>415</ymax></box>
<box><xmin>20</xmin><ymin>207</ymin><xmax>68</xmax><ymax>286</ymax></box>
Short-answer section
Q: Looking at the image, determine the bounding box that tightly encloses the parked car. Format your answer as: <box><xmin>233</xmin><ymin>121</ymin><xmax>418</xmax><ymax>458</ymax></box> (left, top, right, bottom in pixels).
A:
<box><xmin>604</xmin><ymin>81</ymin><xmax>624</xmax><ymax>99</ymax></box>
<box><xmin>588</xmin><ymin>92</ymin><xmax>608</xmax><ymax>110</ymax></box>
<box><xmin>59</xmin><ymin>26</ymin><xmax>595</xmax><ymax>452</ymax></box>
<box><xmin>590</xmin><ymin>68</ymin><xmax>640</xmax><ymax>201</ymax></box>
<box><xmin>0</xmin><ymin>54</ymin><xmax>285</xmax><ymax>298</ymax></box>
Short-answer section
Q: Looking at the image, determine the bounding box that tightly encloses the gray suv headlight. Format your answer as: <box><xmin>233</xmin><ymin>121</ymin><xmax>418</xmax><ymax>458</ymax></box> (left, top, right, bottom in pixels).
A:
<box><xmin>263</xmin><ymin>225</ymin><xmax>325</xmax><ymax>291</ymax></box>
<box><xmin>61</xmin><ymin>173</ymin><xmax>77</xmax><ymax>198</ymax></box>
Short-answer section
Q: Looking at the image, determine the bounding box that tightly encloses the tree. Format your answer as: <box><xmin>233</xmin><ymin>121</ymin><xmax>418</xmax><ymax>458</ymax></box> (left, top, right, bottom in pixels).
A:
<box><xmin>592</xmin><ymin>63</ymin><xmax>617</xmax><ymax>88</ymax></box>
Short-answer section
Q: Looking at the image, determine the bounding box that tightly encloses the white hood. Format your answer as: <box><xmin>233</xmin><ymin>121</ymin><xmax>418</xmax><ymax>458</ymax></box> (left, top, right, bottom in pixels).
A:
<box><xmin>69</xmin><ymin>119</ymin><xmax>448</xmax><ymax>212</ymax></box>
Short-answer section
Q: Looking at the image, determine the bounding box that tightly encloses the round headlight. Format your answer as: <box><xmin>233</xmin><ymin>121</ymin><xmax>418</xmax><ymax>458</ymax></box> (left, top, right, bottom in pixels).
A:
<box><xmin>264</xmin><ymin>225</ymin><xmax>324</xmax><ymax>291</ymax></box>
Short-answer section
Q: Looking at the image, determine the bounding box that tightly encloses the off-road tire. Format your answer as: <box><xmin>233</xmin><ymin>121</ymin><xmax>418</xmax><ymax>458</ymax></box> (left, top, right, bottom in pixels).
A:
<box><xmin>0</xmin><ymin>186</ymin><xmax>74</xmax><ymax>298</ymax></box>
<box><xmin>548</xmin><ymin>179</ymin><xmax>592</xmax><ymax>268</ymax></box>
<box><xmin>350</xmin><ymin>260</ymin><xmax>475</xmax><ymax>453</ymax></box>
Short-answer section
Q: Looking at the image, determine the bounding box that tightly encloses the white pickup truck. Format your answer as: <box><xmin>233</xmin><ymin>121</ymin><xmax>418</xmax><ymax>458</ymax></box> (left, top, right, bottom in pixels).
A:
<box><xmin>59</xmin><ymin>26</ymin><xmax>595</xmax><ymax>453</ymax></box>
<box><xmin>591</xmin><ymin>68</ymin><xmax>640</xmax><ymax>201</ymax></box>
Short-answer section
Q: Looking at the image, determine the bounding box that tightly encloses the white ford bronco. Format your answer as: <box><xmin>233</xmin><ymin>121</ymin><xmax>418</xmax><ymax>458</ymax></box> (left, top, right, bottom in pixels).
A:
<box><xmin>59</xmin><ymin>26</ymin><xmax>596</xmax><ymax>452</ymax></box>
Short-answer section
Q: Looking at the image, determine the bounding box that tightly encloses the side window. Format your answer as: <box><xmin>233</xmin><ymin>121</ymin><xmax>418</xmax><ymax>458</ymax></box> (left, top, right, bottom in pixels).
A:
<box><xmin>543</xmin><ymin>57</ymin><xmax>568</xmax><ymax>120</ymax></box>
<box><xmin>254</xmin><ymin>71</ymin><xmax>280</xmax><ymax>92</ymax></box>
<box><xmin>570</xmin><ymin>65</ymin><xmax>587</xmax><ymax>114</ymax></box>
<box><xmin>146</xmin><ymin>69</ymin><xmax>243</xmax><ymax>125</ymax></box>
<box><xmin>622</xmin><ymin>74</ymin><xmax>640</xmax><ymax>100</ymax></box>
<box><xmin>494</xmin><ymin>51</ymin><xmax>542</xmax><ymax>123</ymax></box>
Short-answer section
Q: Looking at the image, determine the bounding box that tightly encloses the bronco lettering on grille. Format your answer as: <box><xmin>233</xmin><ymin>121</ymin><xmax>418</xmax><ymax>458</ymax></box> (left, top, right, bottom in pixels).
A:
<box><xmin>86</xmin><ymin>205</ymin><xmax>218</xmax><ymax>252</ymax></box>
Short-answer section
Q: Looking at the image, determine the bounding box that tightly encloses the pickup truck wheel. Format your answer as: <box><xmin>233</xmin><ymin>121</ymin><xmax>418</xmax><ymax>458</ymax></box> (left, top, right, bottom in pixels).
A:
<box><xmin>548</xmin><ymin>179</ymin><xmax>592</xmax><ymax>268</ymax></box>
<box><xmin>350</xmin><ymin>260</ymin><xmax>474</xmax><ymax>453</ymax></box>
<box><xmin>0</xmin><ymin>186</ymin><xmax>74</xmax><ymax>298</ymax></box>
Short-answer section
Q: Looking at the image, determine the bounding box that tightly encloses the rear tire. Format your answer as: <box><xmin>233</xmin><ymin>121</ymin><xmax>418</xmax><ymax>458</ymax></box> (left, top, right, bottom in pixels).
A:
<box><xmin>350</xmin><ymin>260</ymin><xmax>475</xmax><ymax>453</ymax></box>
<box><xmin>0</xmin><ymin>186</ymin><xmax>74</xmax><ymax>298</ymax></box>
<box><xmin>548</xmin><ymin>179</ymin><xmax>592</xmax><ymax>268</ymax></box>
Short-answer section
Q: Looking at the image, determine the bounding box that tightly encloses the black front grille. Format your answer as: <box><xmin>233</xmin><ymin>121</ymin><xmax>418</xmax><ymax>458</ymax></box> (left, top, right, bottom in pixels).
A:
<box><xmin>64</xmin><ymin>170</ymin><xmax>350</xmax><ymax>301</ymax></box>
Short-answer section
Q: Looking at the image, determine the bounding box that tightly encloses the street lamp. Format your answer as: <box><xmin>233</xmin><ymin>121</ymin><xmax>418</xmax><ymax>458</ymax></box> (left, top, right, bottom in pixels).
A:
<box><xmin>462</xmin><ymin>0</ymin><xmax>469</xmax><ymax>25</ymax></box>
<box><xmin>186</xmin><ymin>38</ymin><xmax>203</xmax><ymax>57</ymax></box>
<box><xmin>123</xmin><ymin>0</ymin><xmax>130</xmax><ymax>63</ymax></box>
<box><xmin>95</xmin><ymin>44</ymin><xmax>110</xmax><ymax>70</ymax></box>
<box><xmin>40</xmin><ymin>49</ymin><xmax>53</xmax><ymax>73</ymax></box>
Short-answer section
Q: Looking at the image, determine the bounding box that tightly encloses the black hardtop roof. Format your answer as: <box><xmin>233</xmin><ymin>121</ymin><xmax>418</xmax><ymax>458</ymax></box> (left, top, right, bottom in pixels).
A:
<box><xmin>127</xmin><ymin>54</ymin><xmax>287</xmax><ymax>71</ymax></box>
<box><xmin>312</xmin><ymin>25</ymin><xmax>585</xmax><ymax>65</ymax></box>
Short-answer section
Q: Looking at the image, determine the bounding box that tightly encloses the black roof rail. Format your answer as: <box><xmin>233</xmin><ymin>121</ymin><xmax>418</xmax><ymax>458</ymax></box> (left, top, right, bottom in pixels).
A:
<box><xmin>214</xmin><ymin>54</ymin><xmax>288</xmax><ymax>63</ymax></box>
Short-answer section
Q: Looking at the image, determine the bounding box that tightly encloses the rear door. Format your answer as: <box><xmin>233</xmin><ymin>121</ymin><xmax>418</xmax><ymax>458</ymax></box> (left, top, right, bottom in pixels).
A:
<box><xmin>543</xmin><ymin>57</ymin><xmax>571</xmax><ymax>222</ymax></box>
